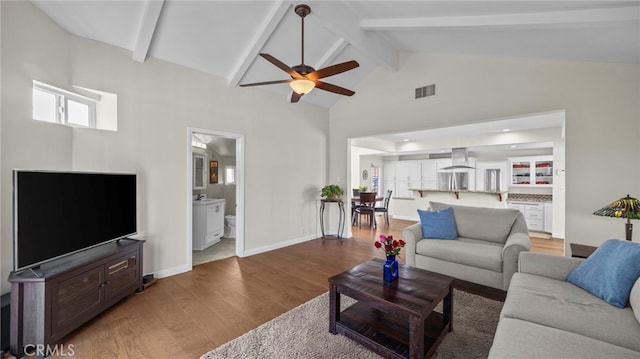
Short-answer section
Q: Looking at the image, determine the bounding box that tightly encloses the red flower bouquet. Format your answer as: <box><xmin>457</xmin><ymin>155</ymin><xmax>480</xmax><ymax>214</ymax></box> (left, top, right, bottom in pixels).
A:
<box><xmin>374</xmin><ymin>235</ymin><xmax>406</xmax><ymax>256</ymax></box>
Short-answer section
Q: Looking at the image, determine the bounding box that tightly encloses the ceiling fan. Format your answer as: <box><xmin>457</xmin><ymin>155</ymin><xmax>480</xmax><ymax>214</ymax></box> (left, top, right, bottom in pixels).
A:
<box><xmin>239</xmin><ymin>4</ymin><xmax>359</xmax><ymax>103</ymax></box>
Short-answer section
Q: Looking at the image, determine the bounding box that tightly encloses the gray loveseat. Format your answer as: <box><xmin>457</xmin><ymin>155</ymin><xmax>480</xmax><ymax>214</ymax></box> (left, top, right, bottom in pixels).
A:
<box><xmin>402</xmin><ymin>201</ymin><xmax>530</xmax><ymax>291</ymax></box>
<box><xmin>489</xmin><ymin>252</ymin><xmax>640</xmax><ymax>358</ymax></box>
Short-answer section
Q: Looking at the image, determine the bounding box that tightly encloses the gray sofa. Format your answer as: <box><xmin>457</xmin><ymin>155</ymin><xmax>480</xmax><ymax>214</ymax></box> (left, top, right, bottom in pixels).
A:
<box><xmin>489</xmin><ymin>252</ymin><xmax>640</xmax><ymax>358</ymax></box>
<box><xmin>402</xmin><ymin>202</ymin><xmax>530</xmax><ymax>291</ymax></box>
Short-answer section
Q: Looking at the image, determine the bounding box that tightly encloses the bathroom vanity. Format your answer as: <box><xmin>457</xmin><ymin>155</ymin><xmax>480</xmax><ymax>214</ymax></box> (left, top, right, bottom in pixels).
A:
<box><xmin>193</xmin><ymin>198</ymin><xmax>226</xmax><ymax>250</ymax></box>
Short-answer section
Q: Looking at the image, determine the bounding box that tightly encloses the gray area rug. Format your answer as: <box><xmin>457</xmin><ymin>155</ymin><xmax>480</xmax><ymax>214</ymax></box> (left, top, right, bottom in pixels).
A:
<box><xmin>201</xmin><ymin>289</ymin><xmax>503</xmax><ymax>359</ymax></box>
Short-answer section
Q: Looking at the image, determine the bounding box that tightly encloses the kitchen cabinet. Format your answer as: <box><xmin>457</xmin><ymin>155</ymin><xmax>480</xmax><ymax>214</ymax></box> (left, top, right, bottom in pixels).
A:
<box><xmin>420</xmin><ymin>159</ymin><xmax>437</xmax><ymax>190</ymax></box>
<box><xmin>193</xmin><ymin>199</ymin><xmax>226</xmax><ymax>250</ymax></box>
<box><xmin>507</xmin><ymin>201</ymin><xmax>547</xmax><ymax>232</ymax></box>
<box><xmin>395</xmin><ymin>161</ymin><xmax>421</xmax><ymax>198</ymax></box>
<box><xmin>544</xmin><ymin>202</ymin><xmax>553</xmax><ymax>233</ymax></box>
<box><xmin>384</xmin><ymin>159</ymin><xmax>477</xmax><ymax>196</ymax></box>
<box><xmin>382</xmin><ymin>162</ymin><xmax>395</xmax><ymax>182</ymax></box>
<box><xmin>382</xmin><ymin>162</ymin><xmax>396</xmax><ymax>201</ymax></box>
<box><xmin>509</xmin><ymin>156</ymin><xmax>553</xmax><ymax>187</ymax></box>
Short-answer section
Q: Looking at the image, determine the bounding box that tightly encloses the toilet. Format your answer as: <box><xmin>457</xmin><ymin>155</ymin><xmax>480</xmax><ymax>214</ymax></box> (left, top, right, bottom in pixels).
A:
<box><xmin>224</xmin><ymin>215</ymin><xmax>236</xmax><ymax>238</ymax></box>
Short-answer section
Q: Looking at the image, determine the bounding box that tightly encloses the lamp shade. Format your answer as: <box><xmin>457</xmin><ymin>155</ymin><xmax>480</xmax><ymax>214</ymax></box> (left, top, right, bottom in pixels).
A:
<box><xmin>289</xmin><ymin>79</ymin><xmax>315</xmax><ymax>95</ymax></box>
<box><xmin>594</xmin><ymin>194</ymin><xmax>640</xmax><ymax>241</ymax></box>
<box><xmin>593</xmin><ymin>195</ymin><xmax>640</xmax><ymax>220</ymax></box>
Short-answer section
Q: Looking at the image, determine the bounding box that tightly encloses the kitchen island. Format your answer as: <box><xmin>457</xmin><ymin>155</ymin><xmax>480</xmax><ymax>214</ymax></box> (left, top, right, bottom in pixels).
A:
<box><xmin>392</xmin><ymin>189</ymin><xmax>509</xmax><ymax>221</ymax></box>
<box><xmin>409</xmin><ymin>188</ymin><xmax>507</xmax><ymax>201</ymax></box>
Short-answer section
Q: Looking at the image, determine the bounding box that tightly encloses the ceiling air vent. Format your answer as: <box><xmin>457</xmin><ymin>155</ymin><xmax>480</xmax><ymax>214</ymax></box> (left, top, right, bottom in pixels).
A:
<box><xmin>415</xmin><ymin>84</ymin><xmax>436</xmax><ymax>99</ymax></box>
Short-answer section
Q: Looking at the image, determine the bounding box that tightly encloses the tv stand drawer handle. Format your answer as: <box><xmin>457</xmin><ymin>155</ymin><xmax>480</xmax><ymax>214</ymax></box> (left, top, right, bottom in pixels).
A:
<box><xmin>108</xmin><ymin>260</ymin><xmax>129</xmax><ymax>274</ymax></box>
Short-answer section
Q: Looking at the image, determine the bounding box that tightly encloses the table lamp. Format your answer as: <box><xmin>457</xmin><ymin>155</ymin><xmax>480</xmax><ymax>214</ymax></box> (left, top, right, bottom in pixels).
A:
<box><xmin>593</xmin><ymin>194</ymin><xmax>640</xmax><ymax>241</ymax></box>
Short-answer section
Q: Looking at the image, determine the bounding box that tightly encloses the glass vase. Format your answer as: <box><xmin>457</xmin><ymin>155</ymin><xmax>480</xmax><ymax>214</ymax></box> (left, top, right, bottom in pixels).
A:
<box><xmin>383</xmin><ymin>255</ymin><xmax>399</xmax><ymax>283</ymax></box>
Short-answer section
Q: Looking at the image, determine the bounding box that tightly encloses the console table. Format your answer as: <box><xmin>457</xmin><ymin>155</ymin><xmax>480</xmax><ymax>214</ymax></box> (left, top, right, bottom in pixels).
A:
<box><xmin>320</xmin><ymin>199</ymin><xmax>345</xmax><ymax>242</ymax></box>
<box><xmin>9</xmin><ymin>238</ymin><xmax>144</xmax><ymax>357</ymax></box>
<box><xmin>570</xmin><ymin>243</ymin><xmax>598</xmax><ymax>258</ymax></box>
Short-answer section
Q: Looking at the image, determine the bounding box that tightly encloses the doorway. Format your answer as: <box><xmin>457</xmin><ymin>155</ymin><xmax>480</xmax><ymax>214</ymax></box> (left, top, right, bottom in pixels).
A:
<box><xmin>187</xmin><ymin>127</ymin><xmax>244</xmax><ymax>268</ymax></box>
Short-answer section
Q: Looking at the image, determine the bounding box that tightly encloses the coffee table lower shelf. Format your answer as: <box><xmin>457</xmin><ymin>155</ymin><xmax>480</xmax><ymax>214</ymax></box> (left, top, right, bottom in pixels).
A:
<box><xmin>336</xmin><ymin>302</ymin><xmax>450</xmax><ymax>359</ymax></box>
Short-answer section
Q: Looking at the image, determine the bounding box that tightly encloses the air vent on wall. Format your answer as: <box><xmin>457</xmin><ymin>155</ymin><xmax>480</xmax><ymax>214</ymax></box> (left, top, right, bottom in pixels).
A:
<box><xmin>415</xmin><ymin>84</ymin><xmax>436</xmax><ymax>99</ymax></box>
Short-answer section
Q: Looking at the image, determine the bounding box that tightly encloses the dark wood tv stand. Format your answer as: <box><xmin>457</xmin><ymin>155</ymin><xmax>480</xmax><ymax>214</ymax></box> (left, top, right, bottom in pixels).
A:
<box><xmin>9</xmin><ymin>238</ymin><xmax>144</xmax><ymax>357</ymax></box>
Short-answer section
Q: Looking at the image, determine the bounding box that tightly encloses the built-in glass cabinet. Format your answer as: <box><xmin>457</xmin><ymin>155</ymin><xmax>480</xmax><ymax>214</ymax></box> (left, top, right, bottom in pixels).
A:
<box><xmin>193</xmin><ymin>154</ymin><xmax>207</xmax><ymax>190</ymax></box>
<box><xmin>509</xmin><ymin>156</ymin><xmax>553</xmax><ymax>187</ymax></box>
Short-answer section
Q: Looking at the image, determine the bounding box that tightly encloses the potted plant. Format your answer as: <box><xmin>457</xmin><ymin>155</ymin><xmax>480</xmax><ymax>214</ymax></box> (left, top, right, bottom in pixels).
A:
<box><xmin>320</xmin><ymin>185</ymin><xmax>344</xmax><ymax>200</ymax></box>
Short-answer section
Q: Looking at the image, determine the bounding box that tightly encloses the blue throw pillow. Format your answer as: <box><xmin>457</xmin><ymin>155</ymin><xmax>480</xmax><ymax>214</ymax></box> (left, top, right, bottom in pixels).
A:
<box><xmin>566</xmin><ymin>239</ymin><xmax>640</xmax><ymax>308</ymax></box>
<box><xmin>417</xmin><ymin>207</ymin><xmax>457</xmax><ymax>240</ymax></box>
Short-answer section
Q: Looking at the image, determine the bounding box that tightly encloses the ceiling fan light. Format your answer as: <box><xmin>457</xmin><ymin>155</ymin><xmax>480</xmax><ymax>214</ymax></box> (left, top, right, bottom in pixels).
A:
<box><xmin>289</xmin><ymin>79</ymin><xmax>315</xmax><ymax>95</ymax></box>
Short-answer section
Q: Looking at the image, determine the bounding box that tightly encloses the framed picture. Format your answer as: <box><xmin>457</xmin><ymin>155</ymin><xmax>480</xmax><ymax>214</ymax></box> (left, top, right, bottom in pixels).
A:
<box><xmin>209</xmin><ymin>160</ymin><xmax>219</xmax><ymax>183</ymax></box>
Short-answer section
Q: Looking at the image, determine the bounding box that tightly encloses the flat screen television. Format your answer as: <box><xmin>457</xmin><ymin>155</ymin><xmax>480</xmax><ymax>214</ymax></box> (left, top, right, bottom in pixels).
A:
<box><xmin>13</xmin><ymin>170</ymin><xmax>137</xmax><ymax>272</ymax></box>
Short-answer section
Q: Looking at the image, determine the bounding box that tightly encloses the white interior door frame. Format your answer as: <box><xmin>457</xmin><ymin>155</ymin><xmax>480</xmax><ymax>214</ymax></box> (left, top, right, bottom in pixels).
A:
<box><xmin>186</xmin><ymin>127</ymin><xmax>245</xmax><ymax>269</ymax></box>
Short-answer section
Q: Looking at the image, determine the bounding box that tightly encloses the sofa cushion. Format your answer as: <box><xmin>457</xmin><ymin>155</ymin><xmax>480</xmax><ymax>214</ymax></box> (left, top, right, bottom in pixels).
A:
<box><xmin>417</xmin><ymin>207</ymin><xmax>457</xmax><ymax>240</ymax></box>
<box><xmin>416</xmin><ymin>237</ymin><xmax>503</xmax><ymax>272</ymax></box>
<box><xmin>429</xmin><ymin>202</ymin><xmax>520</xmax><ymax>244</ymax></box>
<box><xmin>630</xmin><ymin>277</ymin><xmax>640</xmax><ymax>324</ymax></box>
<box><xmin>489</xmin><ymin>317</ymin><xmax>640</xmax><ymax>359</ymax></box>
<box><xmin>566</xmin><ymin>239</ymin><xmax>640</xmax><ymax>308</ymax></box>
<box><xmin>503</xmin><ymin>272</ymin><xmax>640</xmax><ymax>352</ymax></box>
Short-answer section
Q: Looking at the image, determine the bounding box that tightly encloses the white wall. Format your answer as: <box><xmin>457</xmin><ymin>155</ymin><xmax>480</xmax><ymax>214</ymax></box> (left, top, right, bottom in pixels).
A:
<box><xmin>1</xmin><ymin>2</ymin><xmax>75</xmax><ymax>293</ymax></box>
<box><xmin>1</xmin><ymin>2</ymin><xmax>329</xmax><ymax>292</ymax></box>
<box><xmin>331</xmin><ymin>53</ymin><xmax>640</xmax><ymax>252</ymax></box>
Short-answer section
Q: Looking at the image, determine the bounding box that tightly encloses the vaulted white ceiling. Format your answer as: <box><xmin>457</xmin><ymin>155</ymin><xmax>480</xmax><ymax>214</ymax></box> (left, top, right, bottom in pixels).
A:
<box><xmin>32</xmin><ymin>1</ymin><xmax>640</xmax><ymax>108</ymax></box>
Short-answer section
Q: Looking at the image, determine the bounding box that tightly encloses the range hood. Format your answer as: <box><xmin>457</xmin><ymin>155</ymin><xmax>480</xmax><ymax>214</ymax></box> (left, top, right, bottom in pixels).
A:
<box><xmin>441</xmin><ymin>147</ymin><xmax>475</xmax><ymax>170</ymax></box>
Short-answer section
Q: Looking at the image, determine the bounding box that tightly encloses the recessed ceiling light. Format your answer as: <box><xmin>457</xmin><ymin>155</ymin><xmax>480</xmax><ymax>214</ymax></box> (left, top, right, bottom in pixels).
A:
<box><xmin>403</xmin><ymin>139</ymin><xmax>409</xmax><ymax>142</ymax></box>
<box><xmin>510</xmin><ymin>145</ymin><xmax>517</xmax><ymax>148</ymax></box>
<box><xmin>502</xmin><ymin>129</ymin><xmax>510</xmax><ymax>132</ymax></box>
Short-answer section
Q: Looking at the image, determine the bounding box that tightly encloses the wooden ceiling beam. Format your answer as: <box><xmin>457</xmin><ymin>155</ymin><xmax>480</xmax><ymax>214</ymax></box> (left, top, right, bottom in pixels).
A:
<box><xmin>313</xmin><ymin>38</ymin><xmax>348</xmax><ymax>70</ymax></box>
<box><xmin>310</xmin><ymin>1</ymin><xmax>397</xmax><ymax>72</ymax></box>
<box><xmin>361</xmin><ymin>6</ymin><xmax>640</xmax><ymax>31</ymax></box>
<box><xmin>227</xmin><ymin>1</ymin><xmax>291</xmax><ymax>87</ymax></box>
<box><xmin>132</xmin><ymin>0</ymin><xmax>165</xmax><ymax>63</ymax></box>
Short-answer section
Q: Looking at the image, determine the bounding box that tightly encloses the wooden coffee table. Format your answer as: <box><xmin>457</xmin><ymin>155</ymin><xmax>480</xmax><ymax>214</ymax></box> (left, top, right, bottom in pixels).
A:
<box><xmin>328</xmin><ymin>259</ymin><xmax>454</xmax><ymax>359</ymax></box>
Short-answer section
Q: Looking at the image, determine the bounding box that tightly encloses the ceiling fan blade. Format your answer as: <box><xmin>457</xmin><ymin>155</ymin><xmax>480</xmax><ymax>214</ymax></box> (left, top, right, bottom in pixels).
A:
<box><xmin>259</xmin><ymin>53</ymin><xmax>303</xmax><ymax>79</ymax></box>
<box><xmin>307</xmin><ymin>60</ymin><xmax>359</xmax><ymax>81</ymax></box>
<box><xmin>315</xmin><ymin>81</ymin><xmax>355</xmax><ymax>96</ymax></box>
<box><xmin>239</xmin><ymin>79</ymin><xmax>292</xmax><ymax>87</ymax></box>
<box><xmin>290</xmin><ymin>92</ymin><xmax>302</xmax><ymax>103</ymax></box>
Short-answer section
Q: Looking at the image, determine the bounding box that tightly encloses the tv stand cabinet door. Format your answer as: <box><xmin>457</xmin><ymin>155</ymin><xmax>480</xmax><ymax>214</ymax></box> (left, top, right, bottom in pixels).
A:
<box><xmin>104</xmin><ymin>248</ymin><xmax>141</xmax><ymax>302</ymax></box>
<box><xmin>49</xmin><ymin>265</ymin><xmax>104</xmax><ymax>341</ymax></box>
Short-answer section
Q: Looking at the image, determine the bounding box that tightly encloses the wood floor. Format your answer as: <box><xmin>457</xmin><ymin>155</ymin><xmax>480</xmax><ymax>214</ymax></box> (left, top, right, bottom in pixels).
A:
<box><xmin>51</xmin><ymin>218</ymin><xmax>563</xmax><ymax>358</ymax></box>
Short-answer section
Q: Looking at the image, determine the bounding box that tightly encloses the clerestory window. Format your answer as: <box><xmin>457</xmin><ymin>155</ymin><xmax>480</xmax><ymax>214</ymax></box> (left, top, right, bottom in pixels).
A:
<box><xmin>32</xmin><ymin>82</ymin><xmax>97</xmax><ymax>128</ymax></box>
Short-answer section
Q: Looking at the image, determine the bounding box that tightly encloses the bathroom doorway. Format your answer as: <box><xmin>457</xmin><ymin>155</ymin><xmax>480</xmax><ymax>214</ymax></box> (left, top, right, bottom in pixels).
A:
<box><xmin>187</xmin><ymin>127</ymin><xmax>244</xmax><ymax>267</ymax></box>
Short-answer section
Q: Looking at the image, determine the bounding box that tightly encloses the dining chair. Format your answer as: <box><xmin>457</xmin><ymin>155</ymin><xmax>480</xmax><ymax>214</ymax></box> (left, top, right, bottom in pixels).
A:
<box><xmin>354</xmin><ymin>192</ymin><xmax>377</xmax><ymax>229</ymax></box>
<box><xmin>375</xmin><ymin>190</ymin><xmax>393</xmax><ymax>227</ymax></box>
<box><xmin>351</xmin><ymin>188</ymin><xmax>364</xmax><ymax>225</ymax></box>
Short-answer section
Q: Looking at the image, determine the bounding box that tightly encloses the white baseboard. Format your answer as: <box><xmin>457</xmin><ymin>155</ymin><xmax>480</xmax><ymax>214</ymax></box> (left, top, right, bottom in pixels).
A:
<box><xmin>154</xmin><ymin>263</ymin><xmax>191</xmax><ymax>278</ymax></box>
<box><xmin>241</xmin><ymin>233</ymin><xmax>322</xmax><ymax>257</ymax></box>
<box><xmin>151</xmin><ymin>233</ymin><xmax>323</xmax><ymax>278</ymax></box>
<box><xmin>392</xmin><ymin>215</ymin><xmax>419</xmax><ymax>221</ymax></box>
